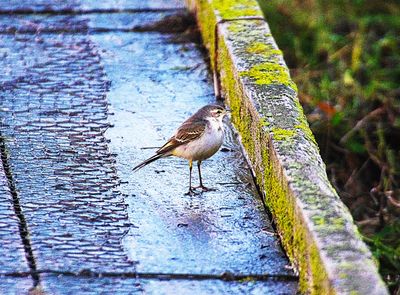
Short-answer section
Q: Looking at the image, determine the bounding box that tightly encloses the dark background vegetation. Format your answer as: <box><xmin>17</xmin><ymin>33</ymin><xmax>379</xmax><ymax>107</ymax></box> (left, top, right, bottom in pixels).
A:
<box><xmin>257</xmin><ymin>0</ymin><xmax>399</xmax><ymax>293</ymax></box>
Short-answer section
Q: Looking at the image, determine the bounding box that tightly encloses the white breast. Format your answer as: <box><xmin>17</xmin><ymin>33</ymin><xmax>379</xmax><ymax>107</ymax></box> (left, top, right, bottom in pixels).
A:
<box><xmin>175</xmin><ymin>118</ymin><xmax>224</xmax><ymax>161</ymax></box>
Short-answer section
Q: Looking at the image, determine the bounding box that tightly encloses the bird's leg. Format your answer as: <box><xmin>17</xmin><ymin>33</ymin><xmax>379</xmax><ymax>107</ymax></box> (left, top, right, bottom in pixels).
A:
<box><xmin>185</xmin><ymin>160</ymin><xmax>196</xmax><ymax>195</ymax></box>
<box><xmin>198</xmin><ymin>160</ymin><xmax>204</xmax><ymax>188</ymax></box>
<box><xmin>195</xmin><ymin>161</ymin><xmax>215</xmax><ymax>192</ymax></box>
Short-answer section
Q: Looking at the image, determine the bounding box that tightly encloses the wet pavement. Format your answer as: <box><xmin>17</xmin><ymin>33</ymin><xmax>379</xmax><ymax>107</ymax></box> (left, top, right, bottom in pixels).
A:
<box><xmin>0</xmin><ymin>0</ymin><xmax>298</xmax><ymax>294</ymax></box>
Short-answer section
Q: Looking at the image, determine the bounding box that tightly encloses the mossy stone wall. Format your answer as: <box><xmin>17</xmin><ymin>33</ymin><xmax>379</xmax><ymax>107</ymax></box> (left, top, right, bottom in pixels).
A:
<box><xmin>186</xmin><ymin>0</ymin><xmax>388</xmax><ymax>294</ymax></box>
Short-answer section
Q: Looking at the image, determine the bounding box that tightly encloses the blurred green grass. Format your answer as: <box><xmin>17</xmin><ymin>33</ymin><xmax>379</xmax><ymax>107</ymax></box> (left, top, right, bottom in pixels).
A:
<box><xmin>257</xmin><ymin>0</ymin><xmax>399</xmax><ymax>292</ymax></box>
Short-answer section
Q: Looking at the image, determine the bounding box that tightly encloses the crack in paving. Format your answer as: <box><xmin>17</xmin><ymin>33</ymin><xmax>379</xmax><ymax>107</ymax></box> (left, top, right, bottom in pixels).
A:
<box><xmin>0</xmin><ymin>24</ymin><xmax>191</xmax><ymax>35</ymax></box>
<box><xmin>0</xmin><ymin>8</ymin><xmax>186</xmax><ymax>15</ymax></box>
<box><xmin>0</xmin><ymin>11</ymin><xmax>195</xmax><ymax>35</ymax></box>
<box><xmin>0</xmin><ymin>135</ymin><xmax>40</xmax><ymax>288</ymax></box>
<box><xmin>3</xmin><ymin>270</ymin><xmax>298</xmax><ymax>282</ymax></box>
<box><xmin>0</xmin><ymin>28</ymin><xmax>183</xmax><ymax>34</ymax></box>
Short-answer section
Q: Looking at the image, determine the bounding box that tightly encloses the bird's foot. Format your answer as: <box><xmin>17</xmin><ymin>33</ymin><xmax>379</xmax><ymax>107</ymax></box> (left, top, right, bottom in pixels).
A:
<box><xmin>193</xmin><ymin>185</ymin><xmax>216</xmax><ymax>192</ymax></box>
<box><xmin>184</xmin><ymin>187</ymin><xmax>198</xmax><ymax>196</ymax></box>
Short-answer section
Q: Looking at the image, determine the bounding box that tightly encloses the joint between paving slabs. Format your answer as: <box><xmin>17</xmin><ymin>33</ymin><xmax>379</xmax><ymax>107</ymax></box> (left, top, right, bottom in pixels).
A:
<box><xmin>0</xmin><ymin>134</ymin><xmax>40</xmax><ymax>288</ymax></box>
<box><xmin>0</xmin><ymin>7</ymin><xmax>186</xmax><ymax>15</ymax></box>
<box><xmin>0</xmin><ymin>9</ymin><xmax>193</xmax><ymax>35</ymax></box>
<box><xmin>3</xmin><ymin>269</ymin><xmax>299</xmax><ymax>282</ymax></box>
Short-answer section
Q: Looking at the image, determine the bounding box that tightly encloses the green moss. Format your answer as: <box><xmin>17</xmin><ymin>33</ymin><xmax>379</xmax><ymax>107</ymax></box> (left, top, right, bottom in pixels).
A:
<box><xmin>332</xmin><ymin>216</ymin><xmax>346</xmax><ymax>229</ymax></box>
<box><xmin>228</xmin><ymin>22</ymin><xmax>247</xmax><ymax>33</ymax></box>
<box><xmin>212</xmin><ymin>0</ymin><xmax>262</xmax><ymax>19</ymax></box>
<box><xmin>239</xmin><ymin>276</ymin><xmax>256</xmax><ymax>282</ymax></box>
<box><xmin>339</xmin><ymin>272</ymin><xmax>349</xmax><ymax>279</ymax></box>
<box><xmin>294</xmin><ymin>122</ymin><xmax>317</xmax><ymax>147</ymax></box>
<box><xmin>191</xmin><ymin>0</ymin><xmax>219</xmax><ymax>70</ymax></box>
<box><xmin>240</xmin><ymin>62</ymin><xmax>298</xmax><ymax>91</ymax></box>
<box><xmin>271</xmin><ymin>127</ymin><xmax>296</xmax><ymax>141</ymax></box>
<box><xmin>259</xmin><ymin>134</ymin><xmax>333</xmax><ymax>294</ymax></box>
<box><xmin>309</xmin><ymin>243</ymin><xmax>332</xmax><ymax>293</ymax></box>
<box><xmin>294</xmin><ymin>100</ymin><xmax>318</xmax><ymax>147</ymax></box>
<box><xmin>311</xmin><ymin>214</ymin><xmax>346</xmax><ymax>232</ymax></box>
<box><xmin>246</xmin><ymin>42</ymin><xmax>282</xmax><ymax>56</ymax></box>
<box><xmin>312</xmin><ymin>215</ymin><xmax>326</xmax><ymax>226</ymax></box>
<box><xmin>246</xmin><ymin>42</ymin><xmax>269</xmax><ymax>53</ymax></box>
<box><xmin>259</xmin><ymin>117</ymin><xmax>270</xmax><ymax>128</ymax></box>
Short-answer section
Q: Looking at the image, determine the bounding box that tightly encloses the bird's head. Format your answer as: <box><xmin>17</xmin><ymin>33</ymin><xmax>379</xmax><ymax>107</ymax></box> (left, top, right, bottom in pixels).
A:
<box><xmin>207</xmin><ymin>105</ymin><xmax>229</xmax><ymax>121</ymax></box>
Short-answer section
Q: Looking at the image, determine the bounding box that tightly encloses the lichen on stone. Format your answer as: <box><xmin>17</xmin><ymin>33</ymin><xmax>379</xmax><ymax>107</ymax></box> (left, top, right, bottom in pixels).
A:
<box><xmin>228</xmin><ymin>22</ymin><xmax>248</xmax><ymax>33</ymax></box>
<box><xmin>293</xmin><ymin>100</ymin><xmax>318</xmax><ymax>147</ymax></box>
<box><xmin>212</xmin><ymin>0</ymin><xmax>262</xmax><ymax>19</ymax></box>
<box><xmin>272</xmin><ymin>127</ymin><xmax>296</xmax><ymax>141</ymax></box>
<box><xmin>259</xmin><ymin>117</ymin><xmax>270</xmax><ymax>128</ymax></box>
<box><xmin>240</xmin><ymin>62</ymin><xmax>297</xmax><ymax>91</ymax></box>
<box><xmin>246</xmin><ymin>42</ymin><xmax>282</xmax><ymax>56</ymax></box>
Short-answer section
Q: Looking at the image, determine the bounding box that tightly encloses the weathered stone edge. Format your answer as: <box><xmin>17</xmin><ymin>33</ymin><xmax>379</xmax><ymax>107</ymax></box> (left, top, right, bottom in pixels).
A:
<box><xmin>185</xmin><ymin>0</ymin><xmax>388</xmax><ymax>294</ymax></box>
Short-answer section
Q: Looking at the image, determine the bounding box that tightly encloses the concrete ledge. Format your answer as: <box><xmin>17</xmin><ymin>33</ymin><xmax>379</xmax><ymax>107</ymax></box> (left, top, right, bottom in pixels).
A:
<box><xmin>185</xmin><ymin>0</ymin><xmax>388</xmax><ymax>294</ymax></box>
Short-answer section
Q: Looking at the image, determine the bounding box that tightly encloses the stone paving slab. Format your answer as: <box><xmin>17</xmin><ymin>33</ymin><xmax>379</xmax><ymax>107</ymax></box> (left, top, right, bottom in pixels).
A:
<box><xmin>0</xmin><ymin>277</ymin><xmax>33</xmax><ymax>295</ymax></box>
<box><xmin>0</xmin><ymin>162</ymin><xmax>28</xmax><ymax>274</ymax></box>
<box><xmin>97</xmin><ymin>30</ymin><xmax>293</xmax><ymax>276</ymax></box>
<box><xmin>0</xmin><ymin>32</ymin><xmax>135</xmax><ymax>273</ymax></box>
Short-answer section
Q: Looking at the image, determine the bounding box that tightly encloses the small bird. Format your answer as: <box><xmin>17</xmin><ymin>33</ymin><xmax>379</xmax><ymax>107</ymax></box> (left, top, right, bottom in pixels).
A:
<box><xmin>133</xmin><ymin>104</ymin><xmax>228</xmax><ymax>195</ymax></box>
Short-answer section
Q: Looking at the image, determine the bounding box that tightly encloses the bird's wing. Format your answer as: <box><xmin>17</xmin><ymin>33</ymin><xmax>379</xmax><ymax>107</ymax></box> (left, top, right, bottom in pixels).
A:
<box><xmin>156</xmin><ymin>120</ymin><xmax>206</xmax><ymax>155</ymax></box>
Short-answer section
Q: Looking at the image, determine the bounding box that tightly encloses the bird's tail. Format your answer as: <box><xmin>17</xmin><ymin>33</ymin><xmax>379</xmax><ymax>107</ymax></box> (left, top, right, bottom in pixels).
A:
<box><xmin>132</xmin><ymin>153</ymin><xmax>164</xmax><ymax>172</ymax></box>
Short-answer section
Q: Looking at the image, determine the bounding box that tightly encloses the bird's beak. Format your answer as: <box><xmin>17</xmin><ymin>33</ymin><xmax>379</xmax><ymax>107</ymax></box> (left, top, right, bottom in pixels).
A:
<box><xmin>224</xmin><ymin>108</ymin><xmax>231</xmax><ymax>119</ymax></box>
